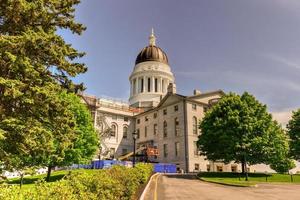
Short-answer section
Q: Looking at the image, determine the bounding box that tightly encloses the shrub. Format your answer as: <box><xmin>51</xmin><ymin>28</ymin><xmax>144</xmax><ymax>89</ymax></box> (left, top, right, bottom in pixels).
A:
<box><xmin>0</xmin><ymin>164</ymin><xmax>153</xmax><ymax>200</ymax></box>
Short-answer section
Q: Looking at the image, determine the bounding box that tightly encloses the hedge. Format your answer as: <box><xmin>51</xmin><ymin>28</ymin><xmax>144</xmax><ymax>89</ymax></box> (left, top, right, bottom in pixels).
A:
<box><xmin>0</xmin><ymin>163</ymin><xmax>153</xmax><ymax>200</ymax></box>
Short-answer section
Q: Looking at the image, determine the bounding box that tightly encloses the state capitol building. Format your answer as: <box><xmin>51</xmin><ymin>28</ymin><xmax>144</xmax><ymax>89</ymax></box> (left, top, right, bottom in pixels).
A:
<box><xmin>81</xmin><ymin>30</ymin><xmax>275</xmax><ymax>173</ymax></box>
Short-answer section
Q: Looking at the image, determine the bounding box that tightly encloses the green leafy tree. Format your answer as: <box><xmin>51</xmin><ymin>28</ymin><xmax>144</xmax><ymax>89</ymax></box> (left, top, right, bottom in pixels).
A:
<box><xmin>287</xmin><ymin>109</ymin><xmax>300</xmax><ymax>161</ymax></box>
<box><xmin>198</xmin><ymin>92</ymin><xmax>293</xmax><ymax>174</ymax></box>
<box><xmin>45</xmin><ymin>92</ymin><xmax>98</xmax><ymax>181</ymax></box>
<box><xmin>0</xmin><ymin>0</ymin><xmax>87</xmax><ymax>177</ymax></box>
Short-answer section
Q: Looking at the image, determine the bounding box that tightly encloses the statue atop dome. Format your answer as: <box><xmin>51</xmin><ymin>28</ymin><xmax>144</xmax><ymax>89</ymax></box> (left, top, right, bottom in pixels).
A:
<box><xmin>149</xmin><ymin>28</ymin><xmax>156</xmax><ymax>46</ymax></box>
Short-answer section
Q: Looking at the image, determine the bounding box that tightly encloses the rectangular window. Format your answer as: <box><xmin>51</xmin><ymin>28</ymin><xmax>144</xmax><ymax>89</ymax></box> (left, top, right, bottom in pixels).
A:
<box><xmin>148</xmin><ymin>77</ymin><xmax>151</xmax><ymax>92</ymax></box>
<box><xmin>217</xmin><ymin>166</ymin><xmax>223</xmax><ymax>172</ymax></box>
<box><xmin>174</xmin><ymin>105</ymin><xmax>178</xmax><ymax>112</ymax></box>
<box><xmin>110</xmin><ymin>148</ymin><xmax>115</xmax><ymax>158</ymax></box>
<box><xmin>192</xmin><ymin>104</ymin><xmax>197</xmax><ymax>110</ymax></box>
<box><xmin>155</xmin><ymin>78</ymin><xmax>158</xmax><ymax>92</ymax></box>
<box><xmin>163</xmin><ymin>109</ymin><xmax>167</xmax><ymax>115</ymax></box>
<box><xmin>122</xmin><ymin>149</ymin><xmax>127</xmax><ymax>155</ymax></box>
<box><xmin>194</xmin><ymin>164</ymin><xmax>200</xmax><ymax>171</ymax></box>
<box><xmin>123</xmin><ymin>127</ymin><xmax>128</xmax><ymax>139</ymax></box>
<box><xmin>154</xmin><ymin>112</ymin><xmax>157</xmax><ymax>118</ymax></box>
<box><xmin>207</xmin><ymin>164</ymin><xmax>211</xmax><ymax>172</ymax></box>
<box><xmin>136</xmin><ymin>129</ymin><xmax>140</xmax><ymax>139</ymax></box>
<box><xmin>193</xmin><ymin>141</ymin><xmax>198</xmax><ymax>156</ymax></box>
<box><xmin>231</xmin><ymin>165</ymin><xmax>237</xmax><ymax>172</ymax></box>
<box><xmin>145</xmin><ymin>126</ymin><xmax>148</xmax><ymax>138</ymax></box>
<box><xmin>112</xmin><ymin>115</ymin><xmax>117</xmax><ymax>120</ymax></box>
<box><xmin>175</xmin><ymin>118</ymin><xmax>179</xmax><ymax>136</ymax></box>
<box><xmin>163</xmin><ymin>144</ymin><xmax>168</xmax><ymax>158</ymax></box>
<box><xmin>124</xmin><ymin>117</ymin><xmax>128</xmax><ymax>122</ymax></box>
<box><xmin>141</xmin><ymin>78</ymin><xmax>144</xmax><ymax>93</ymax></box>
<box><xmin>145</xmin><ymin>116</ymin><xmax>148</xmax><ymax>121</ymax></box>
<box><xmin>175</xmin><ymin>142</ymin><xmax>179</xmax><ymax>157</ymax></box>
<box><xmin>203</xmin><ymin>107</ymin><xmax>208</xmax><ymax>113</ymax></box>
<box><xmin>137</xmin><ymin>119</ymin><xmax>140</xmax><ymax>124</ymax></box>
<box><xmin>154</xmin><ymin>124</ymin><xmax>158</xmax><ymax>135</ymax></box>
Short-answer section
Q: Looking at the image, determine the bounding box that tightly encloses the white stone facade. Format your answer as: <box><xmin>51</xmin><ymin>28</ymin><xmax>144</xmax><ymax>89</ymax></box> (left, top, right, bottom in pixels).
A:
<box><xmin>81</xmin><ymin>30</ymin><xmax>300</xmax><ymax>173</ymax></box>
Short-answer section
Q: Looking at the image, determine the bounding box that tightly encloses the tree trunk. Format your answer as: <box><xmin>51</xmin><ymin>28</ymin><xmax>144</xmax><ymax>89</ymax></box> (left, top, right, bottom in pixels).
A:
<box><xmin>46</xmin><ymin>165</ymin><xmax>52</xmax><ymax>182</ymax></box>
<box><xmin>241</xmin><ymin>161</ymin><xmax>245</xmax><ymax>174</ymax></box>
<box><xmin>19</xmin><ymin>173</ymin><xmax>24</xmax><ymax>188</ymax></box>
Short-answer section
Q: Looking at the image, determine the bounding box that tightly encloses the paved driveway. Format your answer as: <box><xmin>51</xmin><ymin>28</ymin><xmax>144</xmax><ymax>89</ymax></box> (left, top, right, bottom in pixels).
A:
<box><xmin>143</xmin><ymin>174</ymin><xmax>300</xmax><ymax>200</ymax></box>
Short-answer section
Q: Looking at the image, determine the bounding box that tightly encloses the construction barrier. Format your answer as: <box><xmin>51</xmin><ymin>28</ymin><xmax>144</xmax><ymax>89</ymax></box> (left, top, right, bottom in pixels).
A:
<box><xmin>91</xmin><ymin>160</ymin><xmax>133</xmax><ymax>169</ymax></box>
<box><xmin>153</xmin><ymin>163</ymin><xmax>177</xmax><ymax>173</ymax></box>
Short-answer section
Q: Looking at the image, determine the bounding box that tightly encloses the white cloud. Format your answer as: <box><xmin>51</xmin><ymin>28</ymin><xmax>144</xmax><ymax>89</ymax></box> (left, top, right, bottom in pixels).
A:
<box><xmin>265</xmin><ymin>54</ymin><xmax>300</xmax><ymax>70</ymax></box>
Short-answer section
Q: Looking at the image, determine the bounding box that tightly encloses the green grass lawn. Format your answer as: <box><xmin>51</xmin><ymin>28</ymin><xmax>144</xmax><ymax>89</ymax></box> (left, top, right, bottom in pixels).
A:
<box><xmin>198</xmin><ymin>172</ymin><xmax>300</xmax><ymax>187</ymax></box>
<box><xmin>5</xmin><ymin>169</ymin><xmax>99</xmax><ymax>189</ymax></box>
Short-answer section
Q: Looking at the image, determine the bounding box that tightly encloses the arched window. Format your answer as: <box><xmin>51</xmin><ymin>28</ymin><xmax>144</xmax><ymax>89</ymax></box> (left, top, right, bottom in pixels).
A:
<box><xmin>123</xmin><ymin>126</ymin><xmax>128</xmax><ymax>139</ymax></box>
<box><xmin>174</xmin><ymin>118</ymin><xmax>179</xmax><ymax>136</ymax></box>
<box><xmin>193</xmin><ymin>116</ymin><xmax>197</xmax><ymax>135</ymax></box>
<box><xmin>111</xmin><ymin>124</ymin><xmax>117</xmax><ymax>137</ymax></box>
<box><xmin>163</xmin><ymin>121</ymin><xmax>167</xmax><ymax>137</ymax></box>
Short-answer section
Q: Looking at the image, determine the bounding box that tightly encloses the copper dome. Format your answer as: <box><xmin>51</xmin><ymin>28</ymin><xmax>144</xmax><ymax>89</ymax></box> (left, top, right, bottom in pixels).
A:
<box><xmin>135</xmin><ymin>45</ymin><xmax>169</xmax><ymax>65</ymax></box>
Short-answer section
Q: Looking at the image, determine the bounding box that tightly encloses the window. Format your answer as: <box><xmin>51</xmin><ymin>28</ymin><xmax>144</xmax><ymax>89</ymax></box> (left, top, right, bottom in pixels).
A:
<box><xmin>203</xmin><ymin>107</ymin><xmax>208</xmax><ymax>113</ymax></box>
<box><xmin>194</xmin><ymin>164</ymin><xmax>200</xmax><ymax>171</ymax></box>
<box><xmin>174</xmin><ymin>118</ymin><xmax>179</xmax><ymax>136</ymax></box>
<box><xmin>193</xmin><ymin>141</ymin><xmax>198</xmax><ymax>156</ymax></box>
<box><xmin>231</xmin><ymin>165</ymin><xmax>237</xmax><ymax>172</ymax></box>
<box><xmin>137</xmin><ymin>119</ymin><xmax>140</xmax><ymax>124</ymax></box>
<box><xmin>123</xmin><ymin>126</ymin><xmax>128</xmax><ymax>139</ymax></box>
<box><xmin>163</xmin><ymin>109</ymin><xmax>167</xmax><ymax>115</ymax></box>
<box><xmin>112</xmin><ymin>115</ymin><xmax>117</xmax><ymax>120</ymax></box>
<box><xmin>174</xmin><ymin>105</ymin><xmax>178</xmax><ymax>112</ymax></box>
<box><xmin>141</xmin><ymin>78</ymin><xmax>144</xmax><ymax>93</ymax></box>
<box><xmin>122</xmin><ymin>149</ymin><xmax>127</xmax><ymax>155</ymax></box>
<box><xmin>163</xmin><ymin>144</ymin><xmax>168</xmax><ymax>158</ymax></box>
<box><xmin>136</xmin><ymin>129</ymin><xmax>140</xmax><ymax>139</ymax></box>
<box><xmin>145</xmin><ymin>116</ymin><xmax>148</xmax><ymax>121</ymax></box>
<box><xmin>154</xmin><ymin>124</ymin><xmax>158</xmax><ymax>135</ymax></box>
<box><xmin>217</xmin><ymin>166</ymin><xmax>223</xmax><ymax>172</ymax></box>
<box><xmin>111</xmin><ymin>124</ymin><xmax>117</xmax><ymax>137</ymax></box>
<box><xmin>153</xmin><ymin>112</ymin><xmax>157</xmax><ymax>118</ymax></box>
<box><xmin>145</xmin><ymin>126</ymin><xmax>148</xmax><ymax>138</ymax></box>
<box><xmin>155</xmin><ymin>78</ymin><xmax>158</xmax><ymax>92</ymax></box>
<box><xmin>110</xmin><ymin>148</ymin><xmax>115</xmax><ymax>158</ymax></box>
<box><xmin>192</xmin><ymin>104</ymin><xmax>197</xmax><ymax>110</ymax></box>
<box><xmin>193</xmin><ymin>116</ymin><xmax>198</xmax><ymax>135</ymax></box>
<box><xmin>124</xmin><ymin>117</ymin><xmax>128</xmax><ymax>122</ymax></box>
<box><xmin>148</xmin><ymin>77</ymin><xmax>151</xmax><ymax>92</ymax></box>
<box><xmin>163</xmin><ymin>121</ymin><xmax>167</xmax><ymax>137</ymax></box>
<box><xmin>207</xmin><ymin>164</ymin><xmax>211</xmax><ymax>172</ymax></box>
<box><xmin>175</xmin><ymin>142</ymin><xmax>179</xmax><ymax>157</ymax></box>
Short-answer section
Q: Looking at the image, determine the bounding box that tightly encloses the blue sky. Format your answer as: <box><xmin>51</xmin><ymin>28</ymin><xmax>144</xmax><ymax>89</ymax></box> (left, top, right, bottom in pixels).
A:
<box><xmin>60</xmin><ymin>0</ymin><xmax>300</xmax><ymax>122</ymax></box>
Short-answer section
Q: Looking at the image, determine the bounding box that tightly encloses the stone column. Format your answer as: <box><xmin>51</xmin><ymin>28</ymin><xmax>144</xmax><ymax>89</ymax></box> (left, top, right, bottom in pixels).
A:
<box><xmin>151</xmin><ymin>76</ymin><xmax>155</xmax><ymax>93</ymax></box>
<box><xmin>130</xmin><ymin>80</ymin><xmax>133</xmax><ymax>96</ymax></box>
<box><xmin>159</xmin><ymin>77</ymin><xmax>162</xmax><ymax>93</ymax></box>
<box><xmin>143</xmin><ymin>76</ymin><xmax>146</xmax><ymax>93</ymax></box>
<box><xmin>133</xmin><ymin>78</ymin><xmax>138</xmax><ymax>94</ymax></box>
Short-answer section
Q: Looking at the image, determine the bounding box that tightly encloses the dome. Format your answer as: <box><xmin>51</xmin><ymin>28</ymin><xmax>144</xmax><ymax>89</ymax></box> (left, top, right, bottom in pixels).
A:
<box><xmin>135</xmin><ymin>45</ymin><xmax>169</xmax><ymax>65</ymax></box>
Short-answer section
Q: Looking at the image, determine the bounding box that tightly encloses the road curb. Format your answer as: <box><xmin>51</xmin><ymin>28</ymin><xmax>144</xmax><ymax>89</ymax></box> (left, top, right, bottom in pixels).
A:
<box><xmin>199</xmin><ymin>177</ymin><xmax>258</xmax><ymax>188</ymax></box>
<box><xmin>139</xmin><ymin>173</ymin><xmax>159</xmax><ymax>200</ymax></box>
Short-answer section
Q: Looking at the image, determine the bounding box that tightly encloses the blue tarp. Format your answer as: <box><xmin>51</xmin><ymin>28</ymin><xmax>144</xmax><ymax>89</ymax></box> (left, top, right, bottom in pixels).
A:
<box><xmin>154</xmin><ymin>163</ymin><xmax>177</xmax><ymax>173</ymax></box>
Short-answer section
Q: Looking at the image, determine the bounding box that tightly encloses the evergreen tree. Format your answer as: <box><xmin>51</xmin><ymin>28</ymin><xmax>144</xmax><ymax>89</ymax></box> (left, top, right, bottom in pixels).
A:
<box><xmin>0</xmin><ymin>0</ymin><xmax>87</xmax><ymax>174</ymax></box>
